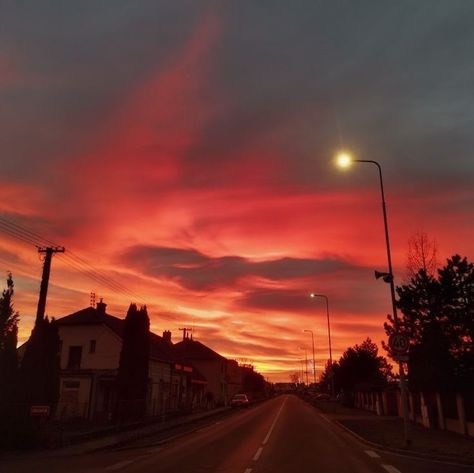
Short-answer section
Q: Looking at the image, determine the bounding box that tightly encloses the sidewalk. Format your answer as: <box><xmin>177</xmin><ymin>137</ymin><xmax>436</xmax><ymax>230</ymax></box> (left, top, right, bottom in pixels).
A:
<box><xmin>311</xmin><ymin>399</ymin><xmax>474</xmax><ymax>465</ymax></box>
<box><xmin>1</xmin><ymin>407</ymin><xmax>229</xmax><ymax>459</ymax></box>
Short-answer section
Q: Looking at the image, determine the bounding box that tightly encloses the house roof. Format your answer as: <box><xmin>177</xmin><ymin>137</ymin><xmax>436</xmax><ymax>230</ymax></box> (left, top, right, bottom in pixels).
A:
<box><xmin>173</xmin><ymin>338</ymin><xmax>227</xmax><ymax>362</ymax></box>
<box><xmin>56</xmin><ymin>307</ymin><xmax>124</xmax><ymax>336</ymax></box>
<box><xmin>56</xmin><ymin>306</ymin><xmax>176</xmax><ymax>363</ymax></box>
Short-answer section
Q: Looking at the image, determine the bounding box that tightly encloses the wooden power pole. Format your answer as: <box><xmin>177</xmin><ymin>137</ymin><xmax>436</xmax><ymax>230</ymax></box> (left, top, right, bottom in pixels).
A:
<box><xmin>35</xmin><ymin>246</ymin><xmax>65</xmax><ymax>325</ymax></box>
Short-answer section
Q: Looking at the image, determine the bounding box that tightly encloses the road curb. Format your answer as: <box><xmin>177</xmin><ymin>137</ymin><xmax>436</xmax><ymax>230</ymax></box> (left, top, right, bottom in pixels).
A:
<box><xmin>313</xmin><ymin>406</ymin><xmax>474</xmax><ymax>468</ymax></box>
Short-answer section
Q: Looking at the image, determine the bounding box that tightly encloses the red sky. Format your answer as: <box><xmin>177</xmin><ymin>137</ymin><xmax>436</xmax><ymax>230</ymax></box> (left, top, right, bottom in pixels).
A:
<box><xmin>1</xmin><ymin>4</ymin><xmax>473</xmax><ymax>381</ymax></box>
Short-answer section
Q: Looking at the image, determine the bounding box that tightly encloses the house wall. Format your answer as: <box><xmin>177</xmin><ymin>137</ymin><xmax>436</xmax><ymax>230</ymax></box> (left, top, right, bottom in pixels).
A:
<box><xmin>148</xmin><ymin>359</ymin><xmax>172</xmax><ymax>415</ymax></box>
<box><xmin>191</xmin><ymin>360</ymin><xmax>226</xmax><ymax>405</ymax></box>
<box><xmin>58</xmin><ymin>324</ymin><xmax>122</xmax><ymax>370</ymax></box>
<box><xmin>226</xmin><ymin>360</ymin><xmax>242</xmax><ymax>400</ymax></box>
<box><xmin>56</xmin><ymin>376</ymin><xmax>91</xmax><ymax>419</ymax></box>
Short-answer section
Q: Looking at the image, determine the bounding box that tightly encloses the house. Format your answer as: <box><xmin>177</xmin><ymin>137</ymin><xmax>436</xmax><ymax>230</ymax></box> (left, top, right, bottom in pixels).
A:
<box><xmin>173</xmin><ymin>335</ymin><xmax>242</xmax><ymax>406</ymax></box>
<box><xmin>54</xmin><ymin>300</ymin><xmax>205</xmax><ymax>420</ymax></box>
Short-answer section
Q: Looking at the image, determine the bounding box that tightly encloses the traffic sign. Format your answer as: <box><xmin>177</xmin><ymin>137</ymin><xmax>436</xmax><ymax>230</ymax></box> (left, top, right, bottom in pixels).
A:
<box><xmin>388</xmin><ymin>333</ymin><xmax>409</xmax><ymax>355</ymax></box>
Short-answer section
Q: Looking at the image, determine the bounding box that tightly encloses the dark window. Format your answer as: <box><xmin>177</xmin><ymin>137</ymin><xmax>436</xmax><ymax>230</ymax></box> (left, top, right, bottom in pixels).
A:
<box><xmin>67</xmin><ymin>346</ymin><xmax>82</xmax><ymax>369</ymax></box>
<box><xmin>89</xmin><ymin>339</ymin><xmax>96</xmax><ymax>354</ymax></box>
<box><xmin>63</xmin><ymin>380</ymin><xmax>80</xmax><ymax>390</ymax></box>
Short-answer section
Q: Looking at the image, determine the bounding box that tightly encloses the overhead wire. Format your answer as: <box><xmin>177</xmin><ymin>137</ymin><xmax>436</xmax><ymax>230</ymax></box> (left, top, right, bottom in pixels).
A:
<box><xmin>0</xmin><ymin>216</ymin><xmax>145</xmax><ymax>304</ymax></box>
<box><xmin>58</xmin><ymin>253</ymin><xmax>141</xmax><ymax>301</ymax></box>
<box><xmin>0</xmin><ymin>216</ymin><xmax>60</xmax><ymax>247</ymax></box>
<box><xmin>0</xmin><ymin>224</ymin><xmax>40</xmax><ymax>247</ymax></box>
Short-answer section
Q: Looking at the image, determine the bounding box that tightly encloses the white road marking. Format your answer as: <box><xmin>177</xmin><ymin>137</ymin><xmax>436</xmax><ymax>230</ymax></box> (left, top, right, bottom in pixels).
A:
<box><xmin>262</xmin><ymin>396</ymin><xmax>287</xmax><ymax>445</ymax></box>
<box><xmin>104</xmin><ymin>460</ymin><xmax>134</xmax><ymax>471</ymax></box>
<box><xmin>253</xmin><ymin>447</ymin><xmax>263</xmax><ymax>461</ymax></box>
<box><xmin>364</xmin><ymin>450</ymin><xmax>380</xmax><ymax>458</ymax></box>
<box><xmin>381</xmin><ymin>465</ymin><xmax>402</xmax><ymax>473</ymax></box>
<box><xmin>244</xmin><ymin>469</ymin><xmax>252</xmax><ymax>473</ymax></box>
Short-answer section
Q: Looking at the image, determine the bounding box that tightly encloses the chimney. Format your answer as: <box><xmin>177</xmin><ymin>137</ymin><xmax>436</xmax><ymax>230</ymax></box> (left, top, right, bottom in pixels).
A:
<box><xmin>163</xmin><ymin>330</ymin><xmax>172</xmax><ymax>345</ymax></box>
<box><xmin>96</xmin><ymin>298</ymin><xmax>107</xmax><ymax>317</ymax></box>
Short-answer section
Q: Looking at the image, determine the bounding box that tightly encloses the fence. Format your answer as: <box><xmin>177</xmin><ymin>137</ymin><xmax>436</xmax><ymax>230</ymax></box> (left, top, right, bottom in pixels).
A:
<box><xmin>353</xmin><ymin>389</ymin><xmax>474</xmax><ymax>437</ymax></box>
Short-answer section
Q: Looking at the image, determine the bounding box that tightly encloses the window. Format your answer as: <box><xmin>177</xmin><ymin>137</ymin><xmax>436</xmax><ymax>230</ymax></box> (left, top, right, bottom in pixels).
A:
<box><xmin>61</xmin><ymin>380</ymin><xmax>80</xmax><ymax>402</ymax></box>
<box><xmin>63</xmin><ymin>380</ymin><xmax>80</xmax><ymax>390</ymax></box>
<box><xmin>89</xmin><ymin>339</ymin><xmax>96</xmax><ymax>353</ymax></box>
<box><xmin>67</xmin><ymin>346</ymin><xmax>82</xmax><ymax>369</ymax></box>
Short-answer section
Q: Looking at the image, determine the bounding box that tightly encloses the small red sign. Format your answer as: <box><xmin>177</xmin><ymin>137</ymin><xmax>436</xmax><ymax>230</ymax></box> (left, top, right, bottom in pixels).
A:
<box><xmin>30</xmin><ymin>405</ymin><xmax>50</xmax><ymax>416</ymax></box>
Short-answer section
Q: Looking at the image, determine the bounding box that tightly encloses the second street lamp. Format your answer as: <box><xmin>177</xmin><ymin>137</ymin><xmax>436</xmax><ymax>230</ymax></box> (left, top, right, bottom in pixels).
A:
<box><xmin>303</xmin><ymin>329</ymin><xmax>317</xmax><ymax>385</ymax></box>
<box><xmin>310</xmin><ymin>293</ymin><xmax>334</xmax><ymax>397</ymax></box>
<box><xmin>335</xmin><ymin>151</ymin><xmax>411</xmax><ymax>446</ymax></box>
<box><xmin>299</xmin><ymin>346</ymin><xmax>309</xmax><ymax>385</ymax></box>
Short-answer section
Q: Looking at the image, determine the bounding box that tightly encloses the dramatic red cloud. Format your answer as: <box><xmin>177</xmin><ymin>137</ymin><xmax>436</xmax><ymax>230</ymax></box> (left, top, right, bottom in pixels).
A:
<box><xmin>2</xmin><ymin>10</ymin><xmax>473</xmax><ymax>383</ymax></box>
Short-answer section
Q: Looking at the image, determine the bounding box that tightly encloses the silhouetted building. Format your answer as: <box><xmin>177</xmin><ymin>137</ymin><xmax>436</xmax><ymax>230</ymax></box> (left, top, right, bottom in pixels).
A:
<box><xmin>52</xmin><ymin>301</ymin><xmax>205</xmax><ymax>420</ymax></box>
<box><xmin>173</xmin><ymin>336</ymin><xmax>241</xmax><ymax>406</ymax></box>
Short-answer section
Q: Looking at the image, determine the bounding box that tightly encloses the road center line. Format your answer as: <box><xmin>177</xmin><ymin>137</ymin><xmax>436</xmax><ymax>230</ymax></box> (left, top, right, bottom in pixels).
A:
<box><xmin>381</xmin><ymin>465</ymin><xmax>402</xmax><ymax>473</ymax></box>
<box><xmin>364</xmin><ymin>450</ymin><xmax>380</xmax><ymax>458</ymax></box>
<box><xmin>253</xmin><ymin>447</ymin><xmax>263</xmax><ymax>461</ymax></box>
<box><xmin>104</xmin><ymin>460</ymin><xmax>134</xmax><ymax>471</ymax></box>
<box><xmin>262</xmin><ymin>396</ymin><xmax>287</xmax><ymax>445</ymax></box>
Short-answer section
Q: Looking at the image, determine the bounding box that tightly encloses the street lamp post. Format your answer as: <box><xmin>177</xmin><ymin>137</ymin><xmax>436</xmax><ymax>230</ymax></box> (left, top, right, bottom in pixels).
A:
<box><xmin>299</xmin><ymin>358</ymin><xmax>305</xmax><ymax>385</ymax></box>
<box><xmin>336</xmin><ymin>152</ymin><xmax>411</xmax><ymax>446</ymax></box>
<box><xmin>299</xmin><ymin>346</ymin><xmax>309</xmax><ymax>385</ymax></box>
<box><xmin>310</xmin><ymin>293</ymin><xmax>335</xmax><ymax>397</ymax></box>
<box><xmin>303</xmin><ymin>329</ymin><xmax>317</xmax><ymax>385</ymax></box>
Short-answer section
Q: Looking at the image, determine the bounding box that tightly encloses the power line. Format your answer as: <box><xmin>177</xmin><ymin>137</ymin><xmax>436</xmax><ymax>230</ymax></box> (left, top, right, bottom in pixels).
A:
<box><xmin>0</xmin><ymin>216</ymin><xmax>60</xmax><ymax>247</ymax></box>
<box><xmin>0</xmin><ymin>215</ymin><xmax>145</xmax><ymax>304</ymax></box>
<box><xmin>58</xmin><ymin>253</ymin><xmax>141</xmax><ymax>301</ymax></box>
<box><xmin>0</xmin><ymin>222</ymin><xmax>41</xmax><ymax>247</ymax></box>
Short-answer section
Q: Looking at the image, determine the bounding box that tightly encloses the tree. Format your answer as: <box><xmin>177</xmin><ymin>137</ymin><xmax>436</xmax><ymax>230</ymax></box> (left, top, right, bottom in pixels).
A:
<box><xmin>321</xmin><ymin>338</ymin><xmax>392</xmax><ymax>397</ymax></box>
<box><xmin>388</xmin><ymin>254</ymin><xmax>474</xmax><ymax>392</ymax></box>
<box><xmin>289</xmin><ymin>372</ymin><xmax>300</xmax><ymax>384</ymax></box>
<box><xmin>0</xmin><ymin>273</ymin><xmax>19</xmax><ymax>428</ymax></box>
<box><xmin>406</xmin><ymin>231</ymin><xmax>438</xmax><ymax>280</ymax></box>
<box><xmin>438</xmin><ymin>255</ymin><xmax>474</xmax><ymax>390</ymax></box>
<box><xmin>115</xmin><ymin>304</ymin><xmax>150</xmax><ymax>421</ymax></box>
<box><xmin>20</xmin><ymin>317</ymin><xmax>60</xmax><ymax>407</ymax></box>
<box><xmin>241</xmin><ymin>364</ymin><xmax>266</xmax><ymax>397</ymax></box>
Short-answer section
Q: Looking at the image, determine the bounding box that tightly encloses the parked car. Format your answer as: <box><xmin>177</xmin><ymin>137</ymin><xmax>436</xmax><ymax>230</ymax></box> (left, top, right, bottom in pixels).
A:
<box><xmin>315</xmin><ymin>393</ymin><xmax>330</xmax><ymax>400</ymax></box>
<box><xmin>230</xmin><ymin>393</ymin><xmax>250</xmax><ymax>408</ymax></box>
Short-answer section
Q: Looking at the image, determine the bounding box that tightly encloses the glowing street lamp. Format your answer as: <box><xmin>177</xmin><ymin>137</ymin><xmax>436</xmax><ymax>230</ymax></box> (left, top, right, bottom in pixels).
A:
<box><xmin>335</xmin><ymin>151</ymin><xmax>353</xmax><ymax>169</ymax></box>
<box><xmin>335</xmin><ymin>151</ymin><xmax>411</xmax><ymax>446</ymax></box>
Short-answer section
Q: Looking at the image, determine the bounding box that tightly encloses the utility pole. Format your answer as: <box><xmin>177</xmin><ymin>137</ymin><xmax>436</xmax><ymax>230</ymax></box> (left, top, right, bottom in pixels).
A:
<box><xmin>304</xmin><ymin>349</ymin><xmax>309</xmax><ymax>385</ymax></box>
<box><xmin>179</xmin><ymin>327</ymin><xmax>193</xmax><ymax>341</ymax></box>
<box><xmin>35</xmin><ymin>246</ymin><xmax>65</xmax><ymax>325</ymax></box>
<box><xmin>304</xmin><ymin>329</ymin><xmax>317</xmax><ymax>385</ymax></box>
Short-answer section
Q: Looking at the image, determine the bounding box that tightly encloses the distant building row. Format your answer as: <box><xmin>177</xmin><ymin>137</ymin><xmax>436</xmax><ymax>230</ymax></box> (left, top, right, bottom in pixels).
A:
<box><xmin>21</xmin><ymin>300</ymin><xmax>249</xmax><ymax>421</ymax></box>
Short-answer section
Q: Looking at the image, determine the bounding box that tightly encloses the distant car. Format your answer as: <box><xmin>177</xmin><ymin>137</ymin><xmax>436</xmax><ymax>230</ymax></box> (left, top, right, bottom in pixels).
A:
<box><xmin>230</xmin><ymin>393</ymin><xmax>250</xmax><ymax>408</ymax></box>
<box><xmin>315</xmin><ymin>393</ymin><xmax>330</xmax><ymax>400</ymax></box>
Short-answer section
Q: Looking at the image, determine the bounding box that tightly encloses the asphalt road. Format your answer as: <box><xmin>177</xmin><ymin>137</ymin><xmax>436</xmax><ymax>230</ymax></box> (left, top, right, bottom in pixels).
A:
<box><xmin>2</xmin><ymin>395</ymin><xmax>473</xmax><ymax>473</ymax></box>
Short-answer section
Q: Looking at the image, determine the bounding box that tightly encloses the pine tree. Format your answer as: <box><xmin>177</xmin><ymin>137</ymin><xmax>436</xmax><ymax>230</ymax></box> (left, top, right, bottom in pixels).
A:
<box><xmin>115</xmin><ymin>304</ymin><xmax>150</xmax><ymax>421</ymax></box>
<box><xmin>0</xmin><ymin>273</ymin><xmax>20</xmax><ymax>436</ymax></box>
<box><xmin>438</xmin><ymin>255</ymin><xmax>474</xmax><ymax>390</ymax></box>
<box><xmin>20</xmin><ymin>317</ymin><xmax>60</xmax><ymax>407</ymax></box>
<box><xmin>321</xmin><ymin>338</ymin><xmax>392</xmax><ymax>398</ymax></box>
<box><xmin>388</xmin><ymin>254</ymin><xmax>474</xmax><ymax>392</ymax></box>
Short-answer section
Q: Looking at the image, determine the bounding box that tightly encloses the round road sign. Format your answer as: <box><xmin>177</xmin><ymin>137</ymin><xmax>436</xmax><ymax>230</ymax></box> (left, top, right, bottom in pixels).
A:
<box><xmin>388</xmin><ymin>333</ymin><xmax>409</xmax><ymax>355</ymax></box>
